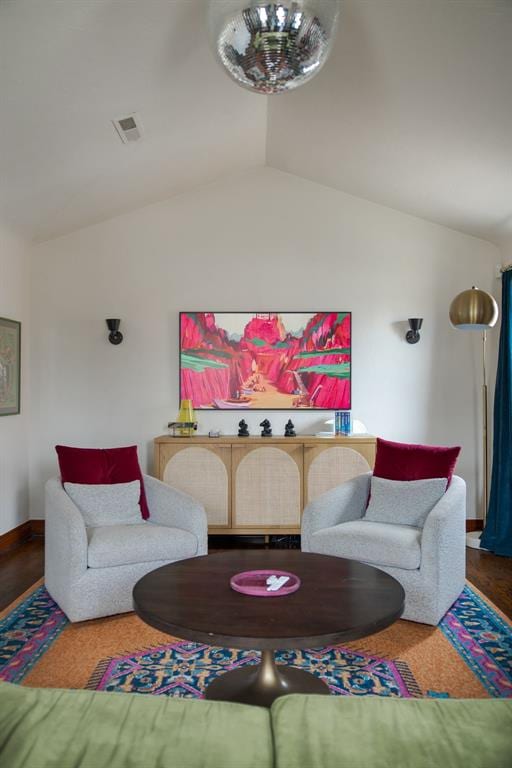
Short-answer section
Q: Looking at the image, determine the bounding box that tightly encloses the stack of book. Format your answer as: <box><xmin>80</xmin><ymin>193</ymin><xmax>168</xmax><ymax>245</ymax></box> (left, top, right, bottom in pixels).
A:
<box><xmin>335</xmin><ymin>411</ymin><xmax>351</xmax><ymax>436</ymax></box>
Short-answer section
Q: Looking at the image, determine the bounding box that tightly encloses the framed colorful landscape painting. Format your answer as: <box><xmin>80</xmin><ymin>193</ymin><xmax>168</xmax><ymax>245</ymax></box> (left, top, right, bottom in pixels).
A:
<box><xmin>0</xmin><ymin>316</ymin><xmax>21</xmax><ymax>416</ymax></box>
<box><xmin>180</xmin><ymin>312</ymin><xmax>351</xmax><ymax>410</ymax></box>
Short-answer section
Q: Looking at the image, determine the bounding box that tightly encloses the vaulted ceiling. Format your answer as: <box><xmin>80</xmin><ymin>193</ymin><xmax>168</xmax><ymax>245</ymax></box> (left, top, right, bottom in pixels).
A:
<box><xmin>1</xmin><ymin>0</ymin><xmax>511</xmax><ymax>243</ymax></box>
<box><xmin>0</xmin><ymin>0</ymin><xmax>266</xmax><ymax>242</ymax></box>
<box><xmin>268</xmin><ymin>0</ymin><xmax>512</xmax><ymax>242</ymax></box>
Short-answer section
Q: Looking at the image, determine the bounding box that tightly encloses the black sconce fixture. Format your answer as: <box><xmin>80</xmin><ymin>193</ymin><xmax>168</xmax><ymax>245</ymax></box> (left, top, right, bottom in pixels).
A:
<box><xmin>106</xmin><ymin>318</ymin><xmax>123</xmax><ymax>345</ymax></box>
<box><xmin>406</xmin><ymin>318</ymin><xmax>423</xmax><ymax>344</ymax></box>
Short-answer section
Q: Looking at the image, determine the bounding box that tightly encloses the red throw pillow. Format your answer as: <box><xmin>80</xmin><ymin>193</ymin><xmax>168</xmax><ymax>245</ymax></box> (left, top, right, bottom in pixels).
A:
<box><xmin>55</xmin><ymin>445</ymin><xmax>150</xmax><ymax>519</ymax></box>
<box><xmin>373</xmin><ymin>438</ymin><xmax>460</xmax><ymax>486</ymax></box>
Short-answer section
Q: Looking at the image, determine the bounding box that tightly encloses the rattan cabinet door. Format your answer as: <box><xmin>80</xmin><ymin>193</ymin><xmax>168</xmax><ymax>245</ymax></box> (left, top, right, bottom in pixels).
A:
<box><xmin>232</xmin><ymin>445</ymin><xmax>303</xmax><ymax>531</ymax></box>
<box><xmin>160</xmin><ymin>445</ymin><xmax>231</xmax><ymax>528</ymax></box>
<box><xmin>305</xmin><ymin>445</ymin><xmax>372</xmax><ymax>504</ymax></box>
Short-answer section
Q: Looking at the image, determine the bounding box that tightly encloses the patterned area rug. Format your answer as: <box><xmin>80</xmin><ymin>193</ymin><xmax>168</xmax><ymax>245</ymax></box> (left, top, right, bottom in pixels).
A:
<box><xmin>1</xmin><ymin>581</ymin><xmax>511</xmax><ymax>699</ymax></box>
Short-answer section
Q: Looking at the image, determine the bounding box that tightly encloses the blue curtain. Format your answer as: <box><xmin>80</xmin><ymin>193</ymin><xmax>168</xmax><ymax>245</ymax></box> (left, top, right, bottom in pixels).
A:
<box><xmin>481</xmin><ymin>269</ymin><xmax>512</xmax><ymax>556</ymax></box>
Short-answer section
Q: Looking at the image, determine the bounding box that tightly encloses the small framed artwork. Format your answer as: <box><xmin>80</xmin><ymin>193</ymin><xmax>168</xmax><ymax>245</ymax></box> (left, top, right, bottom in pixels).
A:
<box><xmin>0</xmin><ymin>317</ymin><xmax>21</xmax><ymax>416</ymax></box>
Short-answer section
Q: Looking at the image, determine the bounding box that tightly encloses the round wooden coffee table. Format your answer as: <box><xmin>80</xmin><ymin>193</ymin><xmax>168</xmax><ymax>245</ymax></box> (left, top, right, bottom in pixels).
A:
<box><xmin>133</xmin><ymin>550</ymin><xmax>404</xmax><ymax>707</ymax></box>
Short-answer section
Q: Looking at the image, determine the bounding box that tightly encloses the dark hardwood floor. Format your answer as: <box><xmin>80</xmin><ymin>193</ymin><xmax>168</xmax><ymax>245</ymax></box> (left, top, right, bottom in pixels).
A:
<box><xmin>466</xmin><ymin>547</ymin><xmax>512</xmax><ymax>619</ymax></box>
<box><xmin>0</xmin><ymin>537</ymin><xmax>45</xmax><ymax>612</ymax></box>
<box><xmin>1</xmin><ymin>536</ymin><xmax>511</xmax><ymax>618</ymax></box>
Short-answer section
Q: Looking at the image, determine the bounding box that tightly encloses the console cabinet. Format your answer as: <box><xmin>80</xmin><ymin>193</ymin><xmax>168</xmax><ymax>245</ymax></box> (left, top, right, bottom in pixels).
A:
<box><xmin>154</xmin><ymin>435</ymin><xmax>376</xmax><ymax>535</ymax></box>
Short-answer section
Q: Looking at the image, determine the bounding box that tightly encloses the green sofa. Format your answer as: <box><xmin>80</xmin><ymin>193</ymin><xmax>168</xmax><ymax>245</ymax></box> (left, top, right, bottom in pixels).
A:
<box><xmin>1</xmin><ymin>682</ymin><xmax>511</xmax><ymax>768</ymax></box>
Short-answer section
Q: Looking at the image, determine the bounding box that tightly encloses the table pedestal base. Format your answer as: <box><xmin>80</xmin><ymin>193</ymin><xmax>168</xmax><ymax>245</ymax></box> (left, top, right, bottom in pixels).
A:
<box><xmin>204</xmin><ymin>649</ymin><xmax>330</xmax><ymax>707</ymax></box>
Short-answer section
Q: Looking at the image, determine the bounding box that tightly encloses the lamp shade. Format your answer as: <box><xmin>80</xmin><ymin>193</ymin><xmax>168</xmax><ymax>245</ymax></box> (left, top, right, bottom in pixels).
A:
<box><xmin>449</xmin><ymin>286</ymin><xmax>499</xmax><ymax>331</ymax></box>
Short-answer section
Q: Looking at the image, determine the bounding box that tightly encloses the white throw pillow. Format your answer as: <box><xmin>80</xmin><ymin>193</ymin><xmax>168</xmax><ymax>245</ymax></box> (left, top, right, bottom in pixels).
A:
<box><xmin>363</xmin><ymin>476</ymin><xmax>447</xmax><ymax>528</ymax></box>
<box><xmin>64</xmin><ymin>480</ymin><xmax>143</xmax><ymax>528</ymax></box>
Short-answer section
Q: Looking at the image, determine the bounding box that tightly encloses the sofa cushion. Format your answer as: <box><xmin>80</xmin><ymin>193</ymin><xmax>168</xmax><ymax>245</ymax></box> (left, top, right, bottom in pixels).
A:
<box><xmin>87</xmin><ymin>523</ymin><xmax>197</xmax><ymax>568</ymax></box>
<box><xmin>364</xmin><ymin>476</ymin><xmax>447</xmax><ymax>528</ymax></box>
<box><xmin>0</xmin><ymin>682</ymin><xmax>273</xmax><ymax>768</ymax></box>
<box><xmin>55</xmin><ymin>445</ymin><xmax>150</xmax><ymax>519</ymax></box>
<box><xmin>373</xmin><ymin>437</ymin><xmax>460</xmax><ymax>485</ymax></box>
<box><xmin>271</xmin><ymin>694</ymin><xmax>512</xmax><ymax>768</ymax></box>
<box><xmin>64</xmin><ymin>480</ymin><xmax>143</xmax><ymax>528</ymax></box>
<box><xmin>310</xmin><ymin>520</ymin><xmax>422</xmax><ymax>570</ymax></box>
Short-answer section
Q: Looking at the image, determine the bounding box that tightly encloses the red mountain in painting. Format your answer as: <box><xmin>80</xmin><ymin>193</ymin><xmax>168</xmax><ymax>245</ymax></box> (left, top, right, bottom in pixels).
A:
<box><xmin>180</xmin><ymin>312</ymin><xmax>351</xmax><ymax>410</ymax></box>
<box><xmin>243</xmin><ymin>314</ymin><xmax>286</xmax><ymax>346</ymax></box>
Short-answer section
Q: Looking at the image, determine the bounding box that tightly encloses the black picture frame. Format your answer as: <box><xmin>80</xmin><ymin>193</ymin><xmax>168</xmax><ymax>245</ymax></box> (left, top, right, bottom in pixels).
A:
<box><xmin>179</xmin><ymin>311</ymin><xmax>352</xmax><ymax>411</ymax></box>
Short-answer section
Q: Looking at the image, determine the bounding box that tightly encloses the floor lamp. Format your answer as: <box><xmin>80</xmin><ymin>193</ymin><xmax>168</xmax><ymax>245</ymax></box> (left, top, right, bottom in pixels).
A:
<box><xmin>449</xmin><ymin>286</ymin><xmax>499</xmax><ymax>548</ymax></box>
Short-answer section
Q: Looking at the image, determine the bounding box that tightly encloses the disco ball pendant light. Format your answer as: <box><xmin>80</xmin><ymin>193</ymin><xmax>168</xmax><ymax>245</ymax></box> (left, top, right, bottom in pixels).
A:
<box><xmin>208</xmin><ymin>1</ymin><xmax>341</xmax><ymax>94</ymax></box>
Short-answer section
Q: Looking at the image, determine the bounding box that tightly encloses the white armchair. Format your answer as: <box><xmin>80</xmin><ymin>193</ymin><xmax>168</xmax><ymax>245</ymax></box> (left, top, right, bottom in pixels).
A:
<box><xmin>45</xmin><ymin>475</ymin><xmax>207</xmax><ymax>622</ymax></box>
<box><xmin>302</xmin><ymin>472</ymin><xmax>466</xmax><ymax>625</ymax></box>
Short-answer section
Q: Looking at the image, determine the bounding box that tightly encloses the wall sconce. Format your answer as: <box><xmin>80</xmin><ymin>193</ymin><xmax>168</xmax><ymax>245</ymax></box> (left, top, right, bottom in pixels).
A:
<box><xmin>405</xmin><ymin>318</ymin><xmax>423</xmax><ymax>344</ymax></box>
<box><xmin>106</xmin><ymin>318</ymin><xmax>123</xmax><ymax>345</ymax></box>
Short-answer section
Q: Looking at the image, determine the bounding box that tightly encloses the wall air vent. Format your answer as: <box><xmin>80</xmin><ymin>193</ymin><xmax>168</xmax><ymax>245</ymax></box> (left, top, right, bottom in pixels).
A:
<box><xmin>112</xmin><ymin>113</ymin><xmax>143</xmax><ymax>144</ymax></box>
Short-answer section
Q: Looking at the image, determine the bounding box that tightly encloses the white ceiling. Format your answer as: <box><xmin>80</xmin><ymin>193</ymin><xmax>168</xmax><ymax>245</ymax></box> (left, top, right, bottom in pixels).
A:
<box><xmin>0</xmin><ymin>0</ymin><xmax>267</xmax><ymax>242</ymax></box>
<box><xmin>1</xmin><ymin>0</ymin><xmax>511</xmax><ymax>243</ymax></box>
<box><xmin>268</xmin><ymin>0</ymin><xmax>512</xmax><ymax>242</ymax></box>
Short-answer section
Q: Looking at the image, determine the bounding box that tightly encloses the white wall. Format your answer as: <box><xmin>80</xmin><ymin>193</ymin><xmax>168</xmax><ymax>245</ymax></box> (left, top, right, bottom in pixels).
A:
<box><xmin>499</xmin><ymin>234</ymin><xmax>512</xmax><ymax>266</ymax></box>
<box><xmin>29</xmin><ymin>167</ymin><xmax>499</xmax><ymax>520</ymax></box>
<box><xmin>0</xmin><ymin>224</ymin><xmax>30</xmax><ymax>535</ymax></box>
